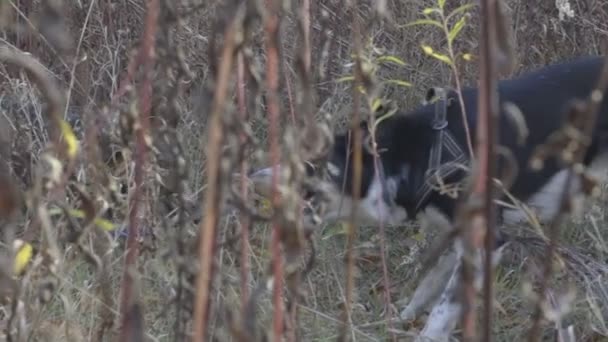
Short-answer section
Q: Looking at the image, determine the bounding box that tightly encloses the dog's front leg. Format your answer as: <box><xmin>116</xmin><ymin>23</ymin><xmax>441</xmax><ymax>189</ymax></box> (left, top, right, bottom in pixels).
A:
<box><xmin>415</xmin><ymin>259</ymin><xmax>464</xmax><ymax>342</ymax></box>
<box><xmin>400</xmin><ymin>248</ymin><xmax>459</xmax><ymax>322</ymax></box>
<box><xmin>416</xmin><ymin>236</ymin><xmax>508</xmax><ymax>341</ymax></box>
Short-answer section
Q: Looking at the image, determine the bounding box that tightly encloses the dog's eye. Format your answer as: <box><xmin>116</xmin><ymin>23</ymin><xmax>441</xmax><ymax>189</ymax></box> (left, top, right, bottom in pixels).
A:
<box><xmin>303</xmin><ymin>189</ymin><xmax>316</xmax><ymax>200</ymax></box>
<box><xmin>304</xmin><ymin>161</ymin><xmax>316</xmax><ymax>177</ymax></box>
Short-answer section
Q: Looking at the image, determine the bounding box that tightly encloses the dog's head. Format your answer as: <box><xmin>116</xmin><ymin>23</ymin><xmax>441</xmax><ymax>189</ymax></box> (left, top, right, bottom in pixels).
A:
<box><xmin>248</xmin><ymin>107</ymin><xmax>437</xmax><ymax>228</ymax></box>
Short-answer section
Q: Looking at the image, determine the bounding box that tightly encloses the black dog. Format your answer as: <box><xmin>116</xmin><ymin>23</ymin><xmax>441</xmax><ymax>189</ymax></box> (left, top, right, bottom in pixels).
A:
<box><xmin>249</xmin><ymin>55</ymin><xmax>608</xmax><ymax>340</ymax></box>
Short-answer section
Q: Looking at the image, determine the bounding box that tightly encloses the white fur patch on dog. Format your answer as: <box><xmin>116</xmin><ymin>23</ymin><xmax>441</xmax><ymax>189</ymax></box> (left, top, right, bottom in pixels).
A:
<box><xmin>322</xmin><ymin>172</ymin><xmax>409</xmax><ymax>226</ymax></box>
<box><xmin>408</xmin><ymin>238</ymin><xmax>508</xmax><ymax>342</ymax></box>
<box><xmin>400</xmin><ymin>249</ymin><xmax>459</xmax><ymax>322</ymax></box>
<box><xmin>502</xmin><ymin>153</ymin><xmax>608</xmax><ymax>225</ymax></box>
<box><xmin>417</xmin><ymin>264</ymin><xmax>462</xmax><ymax>342</ymax></box>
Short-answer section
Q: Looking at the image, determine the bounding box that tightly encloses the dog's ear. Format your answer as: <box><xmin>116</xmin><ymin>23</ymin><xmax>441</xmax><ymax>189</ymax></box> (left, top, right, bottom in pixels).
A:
<box><xmin>248</xmin><ymin>165</ymin><xmax>278</xmax><ymax>198</ymax></box>
<box><xmin>423</xmin><ymin>86</ymin><xmax>458</xmax><ymax>107</ymax></box>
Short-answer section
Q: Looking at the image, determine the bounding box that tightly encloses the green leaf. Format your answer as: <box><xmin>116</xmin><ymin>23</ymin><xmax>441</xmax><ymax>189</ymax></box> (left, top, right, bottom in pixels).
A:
<box><xmin>384</xmin><ymin>79</ymin><xmax>413</xmax><ymax>88</ymax></box>
<box><xmin>402</xmin><ymin>19</ymin><xmax>443</xmax><ymax>30</ymax></box>
<box><xmin>421</xmin><ymin>45</ymin><xmax>454</xmax><ymax>66</ymax></box>
<box><xmin>438</xmin><ymin>0</ymin><xmax>446</xmax><ymax>10</ymax></box>
<box><xmin>447</xmin><ymin>3</ymin><xmax>476</xmax><ymax>21</ymax></box>
<box><xmin>376</xmin><ymin>55</ymin><xmax>407</xmax><ymax>66</ymax></box>
<box><xmin>448</xmin><ymin>15</ymin><xmax>467</xmax><ymax>44</ymax></box>
<box><xmin>422</xmin><ymin>7</ymin><xmax>440</xmax><ymax>16</ymax></box>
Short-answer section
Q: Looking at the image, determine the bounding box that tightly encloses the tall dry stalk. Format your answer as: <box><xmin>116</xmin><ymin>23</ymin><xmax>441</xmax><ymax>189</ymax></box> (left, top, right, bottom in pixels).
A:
<box><xmin>263</xmin><ymin>0</ymin><xmax>285</xmax><ymax>339</ymax></box>
<box><xmin>284</xmin><ymin>1</ymin><xmax>312</xmax><ymax>340</ymax></box>
<box><xmin>192</xmin><ymin>6</ymin><xmax>243</xmax><ymax>341</ymax></box>
<box><xmin>117</xmin><ymin>0</ymin><xmax>159</xmax><ymax>340</ymax></box>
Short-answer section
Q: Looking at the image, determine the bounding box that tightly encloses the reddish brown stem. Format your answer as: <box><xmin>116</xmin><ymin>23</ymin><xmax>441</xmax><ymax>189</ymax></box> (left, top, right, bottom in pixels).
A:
<box><xmin>478</xmin><ymin>0</ymin><xmax>500</xmax><ymax>341</ymax></box>
<box><xmin>264</xmin><ymin>0</ymin><xmax>284</xmax><ymax>340</ymax></box>
<box><xmin>462</xmin><ymin>0</ymin><xmax>500</xmax><ymax>340</ymax></box>
<box><xmin>117</xmin><ymin>0</ymin><xmax>159</xmax><ymax>341</ymax></box>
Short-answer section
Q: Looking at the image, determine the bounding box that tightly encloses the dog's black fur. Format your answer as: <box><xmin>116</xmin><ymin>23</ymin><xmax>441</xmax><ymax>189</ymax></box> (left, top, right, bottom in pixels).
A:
<box><xmin>321</xmin><ymin>55</ymin><xmax>608</xmax><ymax>226</ymax></box>
<box><xmin>250</xmin><ymin>55</ymin><xmax>608</xmax><ymax>341</ymax></box>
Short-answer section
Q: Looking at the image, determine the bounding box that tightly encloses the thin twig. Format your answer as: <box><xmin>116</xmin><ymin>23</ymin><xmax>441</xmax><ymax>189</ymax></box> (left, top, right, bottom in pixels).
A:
<box><xmin>338</xmin><ymin>4</ymin><xmax>364</xmax><ymax>342</ymax></box>
<box><xmin>439</xmin><ymin>9</ymin><xmax>475</xmax><ymax>160</ymax></box>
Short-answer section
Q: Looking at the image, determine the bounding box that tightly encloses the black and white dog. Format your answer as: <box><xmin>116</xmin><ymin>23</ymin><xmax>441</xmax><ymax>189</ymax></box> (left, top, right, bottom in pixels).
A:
<box><xmin>249</xmin><ymin>55</ymin><xmax>608</xmax><ymax>340</ymax></box>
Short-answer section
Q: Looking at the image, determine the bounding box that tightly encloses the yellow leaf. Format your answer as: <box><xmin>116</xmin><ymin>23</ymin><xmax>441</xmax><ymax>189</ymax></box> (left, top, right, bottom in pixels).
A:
<box><xmin>13</xmin><ymin>239</ymin><xmax>33</xmax><ymax>276</ymax></box>
<box><xmin>437</xmin><ymin>0</ymin><xmax>446</xmax><ymax>10</ymax></box>
<box><xmin>68</xmin><ymin>208</ymin><xmax>116</xmax><ymax>231</ymax></box>
<box><xmin>422</xmin><ymin>7</ymin><xmax>440</xmax><ymax>16</ymax></box>
<box><xmin>336</xmin><ymin>75</ymin><xmax>355</xmax><ymax>83</ymax></box>
<box><xmin>59</xmin><ymin>119</ymin><xmax>79</xmax><ymax>159</ymax></box>
<box><xmin>422</xmin><ymin>45</ymin><xmax>435</xmax><ymax>55</ymax></box>
<box><xmin>384</xmin><ymin>79</ymin><xmax>413</xmax><ymax>88</ymax></box>
<box><xmin>421</xmin><ymin>45</ymin><xmax>454</xmax><ymax>66</ymax></box>
<box><xmin>462</xmin><ymin>53</ymin><xmax>474</xmax><ymax>61</ymax></box>
<box><xmin>47</xmin><ymin>207</ymin><xmax>116</xmax><ymax>231</ymax></box>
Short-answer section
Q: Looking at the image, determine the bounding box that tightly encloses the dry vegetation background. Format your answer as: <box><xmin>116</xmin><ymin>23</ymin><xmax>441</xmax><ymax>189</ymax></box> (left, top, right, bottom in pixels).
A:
<box><xmin>1</xmin><ymin>0</ymin><xmax>608</xmax><ymax>341</ymax></box>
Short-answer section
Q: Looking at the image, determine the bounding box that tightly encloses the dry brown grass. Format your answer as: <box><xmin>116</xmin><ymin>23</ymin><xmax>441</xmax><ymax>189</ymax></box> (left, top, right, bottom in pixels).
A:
<box><xmin>1</xmin><ymin>0</ymin><xmax>608</xmax><ymax>341</ymax></box>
